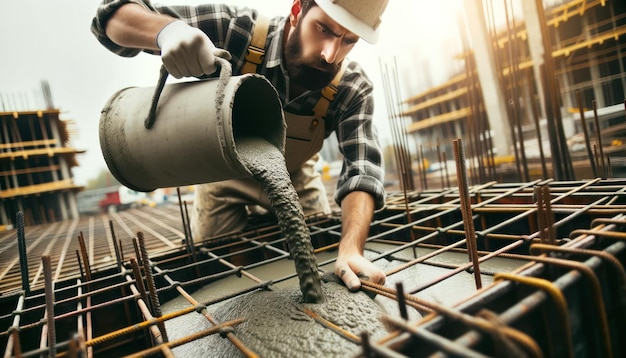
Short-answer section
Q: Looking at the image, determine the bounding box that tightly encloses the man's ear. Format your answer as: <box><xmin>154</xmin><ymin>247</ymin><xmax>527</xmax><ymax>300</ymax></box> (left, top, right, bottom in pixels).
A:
<box><xmin>289</xmin><ymin>0</ymin><xmax>302</xmax><ymax>26</ymax></box>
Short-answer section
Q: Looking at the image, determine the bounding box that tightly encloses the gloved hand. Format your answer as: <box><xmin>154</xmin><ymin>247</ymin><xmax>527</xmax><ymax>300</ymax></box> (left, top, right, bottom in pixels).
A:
<box><xmin>157</xmin><ymin>20</ymin><xmax>223</xmax><ymax>79</ymax></box>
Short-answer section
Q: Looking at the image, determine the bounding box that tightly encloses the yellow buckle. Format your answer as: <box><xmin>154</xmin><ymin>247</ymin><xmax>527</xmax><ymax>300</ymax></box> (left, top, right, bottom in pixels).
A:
<box><xmin>245</xmin><ymin>46</ymin><xmax>265</xmax><ymax>65</ymax></box>
<box><xmin>321</xmin><ymin>85</ymin><xmax>338</xmax><ymax>101</ymax></box>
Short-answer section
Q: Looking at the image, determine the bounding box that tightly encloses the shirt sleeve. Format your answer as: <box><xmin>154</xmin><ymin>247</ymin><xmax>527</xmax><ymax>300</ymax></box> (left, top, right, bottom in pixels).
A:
<box><xmin>332</xmin><ymin>63</ymin><xmax>386</xmax><ymax>210</ymax></box>
<box><xmin>90</xmin><ymin>0</ymin><xmax>256</xmax><ymax>69</ymax></box>
<box><xmin>90</xmin><ymin>0</ymin><xmax>156</xmax><ymax>57</ymax></box>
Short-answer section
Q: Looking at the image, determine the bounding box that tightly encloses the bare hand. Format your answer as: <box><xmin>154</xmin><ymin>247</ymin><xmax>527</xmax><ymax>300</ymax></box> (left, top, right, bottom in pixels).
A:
<box><xmin>334</xmin><ymin>252</ymin><xmax>385</xmax><ymax>291</ymax></box>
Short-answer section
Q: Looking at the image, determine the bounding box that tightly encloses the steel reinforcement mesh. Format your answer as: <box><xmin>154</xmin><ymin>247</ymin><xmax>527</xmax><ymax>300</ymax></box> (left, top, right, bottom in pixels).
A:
<box><xmin>1</xmin><ymin>178</ymin><xmax>625</xmax><ymax>357</ymax></box>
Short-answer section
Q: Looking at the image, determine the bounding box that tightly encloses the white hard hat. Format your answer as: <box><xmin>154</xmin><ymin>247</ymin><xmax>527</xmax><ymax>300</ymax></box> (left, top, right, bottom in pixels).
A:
<box><xmin>314</xmin><ymin>0</ymin><xmax>388</xmax><ymax>44</ymax></box>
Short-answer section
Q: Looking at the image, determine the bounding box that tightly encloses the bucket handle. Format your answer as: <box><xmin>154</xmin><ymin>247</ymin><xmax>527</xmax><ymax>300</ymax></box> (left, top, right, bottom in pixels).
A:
<box><xmin>145</xmin><ymin>50</ymin><xmax>233</xmax><ymax>129</ymax></box>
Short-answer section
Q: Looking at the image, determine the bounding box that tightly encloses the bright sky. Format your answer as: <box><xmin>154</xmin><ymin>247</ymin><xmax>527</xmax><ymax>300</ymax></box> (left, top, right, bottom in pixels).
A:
<box><xmin>0</xmin><ymin>0</ymin><xmax>464</xmax><ymax>186</ymax></box>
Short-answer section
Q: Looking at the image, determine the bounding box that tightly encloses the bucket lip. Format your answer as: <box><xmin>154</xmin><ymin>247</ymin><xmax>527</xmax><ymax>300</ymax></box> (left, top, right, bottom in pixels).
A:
<box><xmin>232</xmin><ymin>73</ymin><xmax>286</xmax><ymax>153</ymax></box>
<box><xmin>220</xmin><ymin>72</ymin><xmax>286</xmax><ymax>177</ymax></box>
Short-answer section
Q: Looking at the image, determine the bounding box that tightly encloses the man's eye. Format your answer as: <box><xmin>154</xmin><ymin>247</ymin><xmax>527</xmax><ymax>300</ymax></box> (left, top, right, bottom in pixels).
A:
<box><xmin>317</xmin><ymin>24</ymin><xmax>328</xmax><ymax>33</ymax></box>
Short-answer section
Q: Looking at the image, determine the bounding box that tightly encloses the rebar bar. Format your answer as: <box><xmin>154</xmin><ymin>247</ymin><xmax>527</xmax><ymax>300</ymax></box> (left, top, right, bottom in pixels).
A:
<box><xmin>137</xmin><ymin>231</ymin><xmax>169</xmax><ymax>343</ymax></box>
<box><xmin>454</xmin><ymin>139</ymin><xmax>483</xmax><ymax>289</ymax></box>
<box><xmin>42</xmin><ymin>255</ymin><xmax>56</xmax><ymax>357</ymax></box>
<box><xmin>16</xmin><ymin>211</ymin><xmax>29</xmax><ymax>295</ymax></box>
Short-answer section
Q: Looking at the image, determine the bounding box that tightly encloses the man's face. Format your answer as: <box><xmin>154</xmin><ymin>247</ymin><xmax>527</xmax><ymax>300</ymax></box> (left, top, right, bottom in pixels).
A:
<box><xmin>284</xmin><ymin>4</ymin><xmax>359</xmax><ymax>91</ymax></box>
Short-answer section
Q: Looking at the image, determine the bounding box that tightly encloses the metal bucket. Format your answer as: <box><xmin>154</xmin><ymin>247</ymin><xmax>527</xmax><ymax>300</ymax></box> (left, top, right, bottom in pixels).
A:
<box><xmin>99</xmin><ymin>59</ymin><xmax>285</xmax><ymax>192</ymax></box>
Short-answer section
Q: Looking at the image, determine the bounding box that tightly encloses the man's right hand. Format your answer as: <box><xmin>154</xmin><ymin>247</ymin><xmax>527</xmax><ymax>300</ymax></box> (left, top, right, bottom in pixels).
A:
<box><xmin>156</xmin><ymin>20</ymin><xmax>218</xmax><ymax>79</ymax></box>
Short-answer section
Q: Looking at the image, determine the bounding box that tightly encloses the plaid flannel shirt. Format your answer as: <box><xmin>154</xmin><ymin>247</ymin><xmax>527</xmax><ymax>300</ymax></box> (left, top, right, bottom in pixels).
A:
<box><xmin>91</xmin><ymin>0</ymin><xmax>386</xmax><ymax>209</ymax></box>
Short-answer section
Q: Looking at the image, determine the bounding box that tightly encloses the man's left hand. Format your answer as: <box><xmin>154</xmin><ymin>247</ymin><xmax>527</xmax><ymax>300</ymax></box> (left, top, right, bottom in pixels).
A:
<box><xmin>335</xmin><ymin>252</ymin><xmax>386</xmax><ymax>291</ymax></box>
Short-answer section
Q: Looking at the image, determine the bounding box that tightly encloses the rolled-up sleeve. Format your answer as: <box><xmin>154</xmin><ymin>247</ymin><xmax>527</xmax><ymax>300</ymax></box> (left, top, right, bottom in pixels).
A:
<box><xmin>333</xmin><ymin>65</ymin><xmax>386</xmax><ymax>209</ymax></box>
<box><xmin>90</xmin><ymin>0</ymin><xmax>157</xmax><ymax>57</ymax></box>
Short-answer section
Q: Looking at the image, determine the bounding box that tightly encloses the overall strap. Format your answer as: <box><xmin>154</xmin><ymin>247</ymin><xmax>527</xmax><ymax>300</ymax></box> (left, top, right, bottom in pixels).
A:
<box><xmin>311</xmin><ymin>61</ymin><xmax>347</xmax><ymax>131</ymax></box>
<box><xmin>242</xmin><ymin>14</ymin><xmax>270</xmax><ymax>74</ymax></box>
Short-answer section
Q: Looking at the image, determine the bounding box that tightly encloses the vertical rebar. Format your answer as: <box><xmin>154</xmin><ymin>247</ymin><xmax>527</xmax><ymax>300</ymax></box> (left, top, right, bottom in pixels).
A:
<box><xmin>73</xmin><ymin>281</ymin><xmax>88</xmax><ymax>358</ymax></box>
<box><xmin>576</xmin><ymin>90</ymin><xmax>598</xmax><ymax>177</ymax></box>
<box><xmin>137</xmin><ymin>232</ymin><xmax>169</xmax><ymax>342</ymax></box>
<box><xmin>10</xmin><ymin>329</ymin><xmax>23</xmax><ymax>357</ymax></box>
<box><xmin>437</xmin><ymin>144</ymin><xmax>445</xmax><ymax>189</ymax></box>
<box><xmin>360</xmin><ymin>331</ymin><xmax>374</xmax><ymax>358</ymax></box>
<box><xmin>7</xmin><ymin>294</ymin><xmax>25</xmax><ymax>357</ymax></box>
<box><xmin>419</xmin><ymin>145</ymin><xmax>428</xmax><ymax>190</ymax></box>
<box><xmin>183</xmin><ymin>200</ymin><xmax>201</xmax><ymax>277</ymax></box>
<box><xmin>177</xmin><ymin>187</ymin><xmax>192</xmax><ymax>257</ymax></box>
<box><xmin>543</xmin><ymin>187</ymin><xmax>556</xmax><ymax>244</ymax></box>
<box><xmin>395</xmin><ymin>282</ymin><xmax>408</xmax><ymax>320</ymax></box>
<box><xmin>391</xmin><ymin>57</ymin><xmax>416</xmax><ymax>192</ymax></box>
<box><xmin>592</xmin><ymin>100</ymin><xmax>606</xmax><ymax>178</ymax></box>
<box><xmin>379</xmin><ymin>57</ymin><xmax>415</xmax><ymax>192</ymax></box>
<box><xmin>42</xmin><ymin>255</ymin><xmax>56</xmax><ymax>357</ymax></box>
<box><xmin>442</xmin><ymin>151</ymin><xmax>451</xmax><ymax>188</ymax></box>
<box><xmin>133</xmin><ymin>237</ymin><xmax>142</xmax><ymax>267</ymax></box>
<box><xmin>109</xmin><ymin>220</ymin><xmax>123</xmax><ymax>271</ymax></box>
<box><xmin>16</xmin><ymin>211</ymin><xmax>30</xmax><ymax>295</ymax></box>
<box><xmin>535</xmin><ymin>185</ymin><xmax>556</xmax><ymax>247</ymax></box>
<box><xmin>453</xmin><ymin>139</ymin><xmax>482</xmax><ymax>289</ymax></box>
<box><xmin>118</xmin><ymin>239</ymin><xmax>125</xmax><ymax>264</ymax></box>
<box><xmin>77</xmin><ymin>233</ymin><xmax>92</xmax><ymax>291</ymax></box>
<box><xmin>535</xmin><ymin>0</ymin><xmax>574</xmax><ymax>180</ymax></box>
<box><xmin>75</xmin><ymin>250</ymin><xmax>85</xmax><ymax>282</ymax></box>
<box><xmin>130</xmin><ymin>258</ymin><xmax>150</xmax><ymax>311</ymax></box>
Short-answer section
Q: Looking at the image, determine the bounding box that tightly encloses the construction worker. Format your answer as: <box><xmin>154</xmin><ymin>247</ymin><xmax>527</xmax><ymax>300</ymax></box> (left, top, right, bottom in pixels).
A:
<box><xmin>91</xmin><ymin>0</ymin><xmax>388</xmax><ymax>291</ymax></box>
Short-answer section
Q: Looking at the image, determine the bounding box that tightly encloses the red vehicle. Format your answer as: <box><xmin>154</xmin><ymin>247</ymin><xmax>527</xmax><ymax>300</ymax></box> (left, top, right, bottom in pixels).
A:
<box><xmin>77</xmin><ymin>186</ymin><xmax>146</xmax><ymax>214</ymax></box>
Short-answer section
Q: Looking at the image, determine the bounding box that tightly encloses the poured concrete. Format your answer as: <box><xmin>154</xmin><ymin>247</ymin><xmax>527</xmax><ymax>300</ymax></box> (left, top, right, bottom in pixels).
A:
<box><xmin>167</xmin><ymin>276</ymin><xmax>389</xmax><ymax>357</ymax></box>
<box><xmin>161</xmin><ymin>241</ymin><xmax>526</xmax><ymax>356</ymax></box>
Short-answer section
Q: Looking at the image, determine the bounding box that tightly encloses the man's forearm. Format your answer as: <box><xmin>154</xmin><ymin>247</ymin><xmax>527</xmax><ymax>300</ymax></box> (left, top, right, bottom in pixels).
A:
<box><xmin>339</xmin><ymin>191</ymin><xmax>374</xmax><ymax>255</ymax></box>
<box><xmin>105</xmin><ymin>3</ymin><xmax>174</xmax><ymax>50</ymax></box>
<box><xmin>335</xmin><ymin>190</ymin><xmax>384</xmax><ymax>290</ymax></box>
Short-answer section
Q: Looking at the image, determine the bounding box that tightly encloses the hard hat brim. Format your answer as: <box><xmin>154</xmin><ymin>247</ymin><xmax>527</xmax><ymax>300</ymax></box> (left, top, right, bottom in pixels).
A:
<box><xmin>315</xmin><ymin>0</ymin><xmax>380</xmax><ymax>44</ymax></box>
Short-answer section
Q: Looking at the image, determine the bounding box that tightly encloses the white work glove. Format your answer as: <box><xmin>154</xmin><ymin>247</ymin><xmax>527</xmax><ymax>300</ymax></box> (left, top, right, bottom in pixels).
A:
<box><xmin>157</xmin><ymin>20</ymin><xmax>223</xmax><ymax>79</ymax></box>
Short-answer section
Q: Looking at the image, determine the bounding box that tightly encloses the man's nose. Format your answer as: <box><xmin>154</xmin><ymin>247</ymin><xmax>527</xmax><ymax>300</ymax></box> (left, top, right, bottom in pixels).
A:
<box><xmin>321</xmin><ymin>38</ymin><xmax>341</xmax><ymax>64</ymax></box>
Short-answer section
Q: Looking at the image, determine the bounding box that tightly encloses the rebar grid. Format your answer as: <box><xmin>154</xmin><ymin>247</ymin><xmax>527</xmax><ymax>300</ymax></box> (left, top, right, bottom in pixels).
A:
<box><xmin>0</xmin><ymin>179</ymin><xmax>625</xmax><ymax>357</ymax></box>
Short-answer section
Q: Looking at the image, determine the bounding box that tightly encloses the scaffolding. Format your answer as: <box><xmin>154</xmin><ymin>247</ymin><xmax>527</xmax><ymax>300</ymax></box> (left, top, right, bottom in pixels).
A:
<box><xmin>0</xmin><ymin>109</ymin><xmax>84</xmax><ymax>228</ymax></box>
<box><xmin>395</xmin><ymin>0</ymin><xmax>626</xmax><ymax>185</ymax></box>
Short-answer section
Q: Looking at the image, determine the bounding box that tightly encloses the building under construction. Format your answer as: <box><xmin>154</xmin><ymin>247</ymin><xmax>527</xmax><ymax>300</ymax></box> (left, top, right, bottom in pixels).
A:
<box><xmin>1</xmin><ymin>0</ymin><xmax>626</xmax><ymax>357</ymax></box>
<box><xmin>386</xmin><ymin>0</ymin><xmax>625</xmax><ymax>189</ymax></box>
<box><xmin>0</xmin><ymin>91</ymin><xmax>84</xmax><ymax>228</ymax></box>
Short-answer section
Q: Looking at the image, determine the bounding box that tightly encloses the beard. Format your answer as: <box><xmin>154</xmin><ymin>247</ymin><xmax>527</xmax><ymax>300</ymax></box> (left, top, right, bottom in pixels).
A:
<box><xmin>284</xmin><ymin>22</ymin><xmax>340</xmax><ymax>91</ymax></box>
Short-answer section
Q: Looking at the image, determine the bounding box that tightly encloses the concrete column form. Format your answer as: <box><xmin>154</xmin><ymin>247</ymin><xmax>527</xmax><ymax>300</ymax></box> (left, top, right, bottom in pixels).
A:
<box><xmin>50</xmin><ymin>116</ymin><xmax>62</xmax><ymax>146</ymax></box>
<box><xmin>521</xmin><ymin>0</ymin><xmax>547</xmax><ymax>120</ymax></box>
<box><xmin>0</xmin><ymin>203</ymin><xmax>8</xmax><ymax>227</ymax></box>
<box><xmin>58</xmin><ymin>193</ymin><xmax>68</xmax><ymax>221</ymax></box>
<box><xmin>66</xmin><ymin>191</ymin><xmax>79</xmax><ymax>219</ymax></box>
<box><xmin>582</xmin><ymin>15</ymin><xmax>605</xmax><ymax>108</ymax></box>
<box><xmin>59</xmin><ymin>157</ymin><xmax>71</xmax><ymax>180</ymax></box>
<box><xmin>463</xmin><ymin>0</ymin><xmax>512</xmax><ymax>157</ymax></box>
